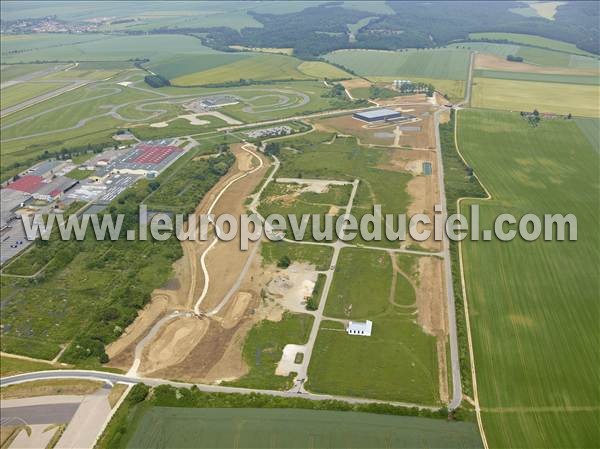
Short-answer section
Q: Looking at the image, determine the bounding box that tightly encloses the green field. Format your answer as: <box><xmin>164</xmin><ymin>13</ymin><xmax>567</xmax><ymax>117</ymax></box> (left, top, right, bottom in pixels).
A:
<box><xmin>171</xmin><ymin>54</ymin><xmax>314</xmax><ymax>86</ymax></box>
<box><xmin>0</xmin><ymin>356</ymin><xmax>58</xmax><ymax>377</ymax></box>
<box><xmin>0</xmin><ymin>33</ymin><xmax>218</xmax><ymax>63</ymax></box>
<box><xmin>131</xmin><ymin>116</ymin><xmax>228</xmax><ymax>141</ymax></box>
<box><xmin>575</xmin><ymin>117</ymin><xmax>600</xmax><ymax>152</ymax></box>
<box><xmin>125</xmin><ymin>407</ymin><xmax>481</xmax><ymax>449</ymax></box>
<box><xmin>468</xmin><ymin>32</ymin><xmax>596</xmax><ymax>57</ymax></box>
<box><xmin>147</xmin><ymin>53</ymin><xmax>251</xmax><ymax>81</ymax></box>
<box><xmin>324</xmin><ymin>49</ymin><xmax>471</xmax><ymax>80</ymax></box>
<box><xmin>0</xmin><ymin>81</ymin><xmax>68</xmax><ymax>109</ymax></box>
<box><xmin>257</xmin><ymin>180</ymin><xmax>351</xmax><ymax>242</ymax></box>
<box><xmin>471</xmin><ymin>77</ymin><xmax>600</xmax><ymax>117</ymax></box>
<box><xmin>307</xmin><ymin>248</ymin><xmax>439</xmax><ymax>404</ymax></box>
<box><xmin>474</xmin><ymin>69</ymin><xmax>599</xmax><ymax>85</ymax></box>
<box><xmin>457</xmin><ymin>109</ymin><xmax>600</xmax><ymax>448</ymax></box>
<box><xmin>368</xmin><ymin>76</ymin><xmax>466</xmax><ymax>102</ymax></box>
<box><xmin>261</xmin><ymin>241</ymin><xmax>334</xmax><ymax>271</ymax></box>
<box><xmin>1</xmin><ymin>63</ymin><xmax>64</xmax><ymax>82</ymax></box>
<box><xmin>224</xmin><ymin>313</ymin><xmax>314</xmax><ymax>390</ymax></box>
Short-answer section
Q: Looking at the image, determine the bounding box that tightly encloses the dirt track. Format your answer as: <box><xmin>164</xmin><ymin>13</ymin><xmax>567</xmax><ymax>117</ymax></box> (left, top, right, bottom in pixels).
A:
<box><xmin>106</xmin><ymin>144</ymin><xmax>271</xmax><ymax>374</ymax></box>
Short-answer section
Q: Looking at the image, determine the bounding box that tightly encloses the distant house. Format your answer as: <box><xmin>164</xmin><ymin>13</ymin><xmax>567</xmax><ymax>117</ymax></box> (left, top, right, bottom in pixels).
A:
<box><xmin>346</xmin><ymin>320</ymin><xmax>372</xmax><ymax>336</ymax></box>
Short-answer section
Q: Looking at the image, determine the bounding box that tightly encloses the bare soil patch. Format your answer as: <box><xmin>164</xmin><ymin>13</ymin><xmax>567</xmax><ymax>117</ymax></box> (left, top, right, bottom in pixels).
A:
<box><xmin>139</xmin><ymin>316</ymin><xmax>209</xmax><ymax>375</ymax></box>
<box><xmin>414</xmin><ymin>257</ymin><xmax>446</xmax><ymax>336</ymax></box>
<box><xmin>0</xmin><ymin>379</ymin><xmax>102</xmax><ymax>400</ymax></box>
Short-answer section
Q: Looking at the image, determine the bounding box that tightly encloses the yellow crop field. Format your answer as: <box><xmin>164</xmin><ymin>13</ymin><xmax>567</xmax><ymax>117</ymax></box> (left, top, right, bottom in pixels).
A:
<box><xmin>471</xmin><ymin>77</ymin><xmax>600</xmax><ymax>117</ymax></box>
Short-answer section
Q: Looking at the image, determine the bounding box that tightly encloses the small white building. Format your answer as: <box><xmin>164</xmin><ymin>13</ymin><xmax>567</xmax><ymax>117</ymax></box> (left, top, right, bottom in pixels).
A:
<box><xmin>346</xmin><ymin>320</ymin><xmax>372</xmax><ymax>336</ymax></box>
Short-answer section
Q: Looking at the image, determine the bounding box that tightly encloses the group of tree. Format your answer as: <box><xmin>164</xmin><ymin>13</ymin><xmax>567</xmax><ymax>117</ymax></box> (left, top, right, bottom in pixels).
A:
<box><xmin>264</xmin><ymin>142</ymin><xmax>281</xmax><ymax>156</ymax></box>
<box><xmin>521</xmin><ymin>109</ymin><xmax>541</xmax><ymax>126</ymax></box>
<box><xmin>506</xmin><ymin>54</ymin><xmax>524</xmax><ymax>62</ymax></box>
<box><xmin>144</xmin><ymin>74</ymin><xmax>170</xmax><ymax>88</ymax></box>
<box><xmin>322</xmin><ymin>83</ymin><xmax>347</xmax><ymax>99</ymax></box>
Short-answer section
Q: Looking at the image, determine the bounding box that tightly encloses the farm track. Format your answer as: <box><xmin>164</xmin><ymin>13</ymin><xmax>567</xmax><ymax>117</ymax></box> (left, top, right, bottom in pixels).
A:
<box><xmin>452</xmin><ymin>109</ymin><xmax>492</xmax><ymax>449</ymax></box>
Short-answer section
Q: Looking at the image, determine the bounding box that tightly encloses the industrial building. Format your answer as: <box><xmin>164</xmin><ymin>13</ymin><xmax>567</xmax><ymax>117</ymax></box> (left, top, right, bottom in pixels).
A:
<box><xmin>4</xmin><ymin>175</ymin><xmax>78</xmax><ymax>201</ymax></box>
<box><xmin>0</xmin><ymin>188</ymin><xmax>31</xmax><ymax>231</ymax></box>
<box><xmin>96</xmin><ymin>142</ymin><xmax>184</xmax><ymax>177</ymax></box>
<box><xmin>353</xmin><ymin>108</ymin><xmax>403</xmax><ymax>123</ymax></box>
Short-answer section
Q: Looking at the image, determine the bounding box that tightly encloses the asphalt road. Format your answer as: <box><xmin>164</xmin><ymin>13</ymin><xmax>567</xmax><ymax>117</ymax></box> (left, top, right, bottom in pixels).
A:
<box><xmin>434</xmin><ymin>108</ymin><xmax>463</xmax><ymax>411</ymax></box>
<box><xmin>0</xmin><ymin>370</ymin><xmax>439</xmax><ymax>411</ymax></box>
<box><xmin>1</xmin><ymin>403</ymin><xmax>79</xmax><ymax>425</ymax></box>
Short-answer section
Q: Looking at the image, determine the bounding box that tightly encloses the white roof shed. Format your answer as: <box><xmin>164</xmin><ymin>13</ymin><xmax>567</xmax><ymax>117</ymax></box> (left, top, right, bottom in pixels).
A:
<box><xmin>346</xmin><ymin>320</ymin><xmax>372</xmax><ymax>336</ymax></box>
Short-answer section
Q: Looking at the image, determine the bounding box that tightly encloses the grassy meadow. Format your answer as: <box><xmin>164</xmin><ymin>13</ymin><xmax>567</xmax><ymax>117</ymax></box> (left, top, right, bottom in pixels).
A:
<box><xmin>471</xmin><ymin>77</ymin><xmax>600</xmax><ymax>117</ymax></box>
<box><xmin>224</xmin><ymin>313</ymin><xmax>314</xmax><ymax>390</ymax></box>
<box><xmin>261</xmin><ymin>241</ymin><xmax>334</xmax><ymax>271</ymax></box>
<box><xmin>0</xmin><ymin>33</ymin><xmax>218</xmax><ymax>63</ymax></box>
<box><xmin>457</xmin><ymin>109</ymin><xmax>600</xmax><ymax>448</ymax></box>
<box><xmin>307</xmin><ymin>247</ymin><xmax>439</xmax><ymax>404</ymax></box>
<box><xmin>0</xmin><ymin>81</ymin><xmax>68</xmax><ymax>109</ymax></box>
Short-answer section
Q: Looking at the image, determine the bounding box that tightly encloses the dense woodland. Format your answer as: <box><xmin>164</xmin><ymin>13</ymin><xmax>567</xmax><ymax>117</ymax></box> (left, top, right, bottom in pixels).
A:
<box><xmin>146</xmin><ymin>1</ymin><xmax>599</xmax><ymax>56</ymax></box>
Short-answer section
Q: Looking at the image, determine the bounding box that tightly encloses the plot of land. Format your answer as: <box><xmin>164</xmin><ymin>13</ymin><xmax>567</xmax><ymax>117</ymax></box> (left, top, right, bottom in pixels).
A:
<box><xmin>125</xmin><ymin>407</ymin><xmax>482</xmax><ymax>449</ymax></box>
<box><xmin>367</xmin><ymin>76</ymin><xmax>466</xmax><ymax>103</ymax></box>
<box><xmin>451</xmin><ymin>41</ymin><xmax>600</xmax><ymax>70</ymax></box>
<box><xmin>307</xmin><ymin>247</ymin><xmax>440</xmax><ymax>404</ymax></box>
<box><xmin>224</xmin><ymin>312</ymin><xmax>314</xmax><ymax>390</ymax></box>
<box><xmin>471</xmin><ymin>77</ymin><xmax>600</xmax><ymax>117</ymax></box>
<box><xmin>457</xmin><ymin>109</ymin><xmax>599</xmax><ymax>448</ymax></box>
<box><xmin>297</xmin><ymin>61</ymin><xmax>352</xmax><ymax>79</ymax></box>
<box><xmin>468</xmin><ymin>32</ymin><xmax>595</xmax><ymax>56</ymax></box>
<box><xmin>0</xmin><ymin>81</ymin><xmax>69</xmax><ymax>110</ymax></box>
<box><xmin>147</xmin><ymin>53</ymin><xmax>252</xmax><ymax>81</ymax></box>
<box><xmin>324</xmin><ymin>49</ymin><xmax>471</xmax><ymax>81</ymax></box>
<box><xmin>1</xmin><ymin>33</ymin><xmax>218</xmax><ymax>63</ymax></box>
<box><xmin>171</xmin><ymin>54</ymin><xmax>313</xmax><ymax>86</ymax></box>
<box><xmin>473</xmin><ymin>69</ymin><xmax>599</xmax><ymax>85</ymax></box>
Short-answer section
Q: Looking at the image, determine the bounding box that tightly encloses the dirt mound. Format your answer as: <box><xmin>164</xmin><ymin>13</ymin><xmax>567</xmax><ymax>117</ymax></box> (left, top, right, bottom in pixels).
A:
<box><xmin>139</xmin><ymin>316</ymin><xmax>209</xmax><ymax>375</ymax></box>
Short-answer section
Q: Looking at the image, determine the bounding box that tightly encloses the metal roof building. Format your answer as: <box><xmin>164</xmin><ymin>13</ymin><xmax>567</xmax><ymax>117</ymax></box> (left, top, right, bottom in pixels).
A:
<box><xmin>346</xmin><ymin>320</ymin><xmax>373</xmax><ymax>336</ymax></box>
<box><xmin>353</xmin><ymin>108</ymin><xmax>403</xmax><ymax>123</ymax></box>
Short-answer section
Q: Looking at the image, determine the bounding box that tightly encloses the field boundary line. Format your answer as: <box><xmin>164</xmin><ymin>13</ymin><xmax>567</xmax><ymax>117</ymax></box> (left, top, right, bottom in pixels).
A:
<box><xmin>454</xmin><ymin>109</ymin><xmax>492</xmax><ymax>449</ymax></box>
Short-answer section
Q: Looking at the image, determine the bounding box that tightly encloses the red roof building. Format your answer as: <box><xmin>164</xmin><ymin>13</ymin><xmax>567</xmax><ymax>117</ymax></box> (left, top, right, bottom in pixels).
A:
<box><xmin>132</xmin><ymin>145</ymin><xmax>182</xmax><ymax>165</ymax></box>
<box><xmin>6</xmin><ymin>175</ymin><xmax>44</xmax><ymax>193</ymax></box>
